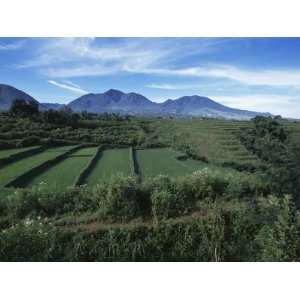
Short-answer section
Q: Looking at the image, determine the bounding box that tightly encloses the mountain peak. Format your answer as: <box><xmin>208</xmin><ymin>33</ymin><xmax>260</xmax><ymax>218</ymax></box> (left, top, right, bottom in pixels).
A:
<box><xmin>104</xmin><ymin>89</ymin><xmax>124</xmax><ymax>100</ymax></box>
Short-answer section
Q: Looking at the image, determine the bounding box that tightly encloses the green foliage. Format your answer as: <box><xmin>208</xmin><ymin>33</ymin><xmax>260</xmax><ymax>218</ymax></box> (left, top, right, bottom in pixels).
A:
<box><xmin>1</xmin><ymin>186</ymin><xmax>300</xmax><ymax>261</ymax></box>
<box><xmin>10</xmin><ymin>99</ymin><xmax>39</xmax><ymax>118</ymax></box>
<box><xmin>238</xmin><ymin>116</ymin><xmax>300</xmax><ymax>203</ymax></box>
<box><xmin>3</xmin><ymin>185</ymin><xmax>96</xmax><ymax>220</ymax></box>
<box><xmin>1</xmin><ymin>112</ymin><xmax>300</xmax><ymax>261</ymax></box>
<box><xmin>92</xmin><ymin>176</ymin><xmax>142</xmax><ymax>220</ymax></box>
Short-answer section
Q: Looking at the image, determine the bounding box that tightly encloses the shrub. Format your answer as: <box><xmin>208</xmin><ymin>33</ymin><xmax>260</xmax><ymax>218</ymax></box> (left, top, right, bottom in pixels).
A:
<box><xmin>151</xmin><ymin>189</ymin><xmax>175</xmax><ymax>221</ymax></box>
<box><xmin>5</xmin><ymin>184</ymin><xmax>96</xmax><ymax>219</ymax></box>
<box><xmin>0</xmin><ymin>222</ymin><xmax>56</xmax><ymax>261</ymax></box>
<box><xmin>92</xmin><ymin>176</ymin><xmax>141</xmax><ymax>220</ymax></box>
<box><xmin>6</xmin><ymin>189</ymin><xmax>40</xmax><ymax>219</ymax></box>
<box><xmin>148</xmin><ymin>175</ymin><xmax>190</xmax><ymax>221</ymax></box>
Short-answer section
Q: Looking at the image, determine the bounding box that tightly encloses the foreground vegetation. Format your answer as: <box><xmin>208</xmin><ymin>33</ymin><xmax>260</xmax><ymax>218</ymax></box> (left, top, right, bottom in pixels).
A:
<box><xmin>0</xmin><ymin>171</ymin><xmax>299</xmax><ymax>261</ymax></box>
<box><xmin>1</xmin><ymin>100</ymin><xmax>300</xmax><ymax>261</ymax></box>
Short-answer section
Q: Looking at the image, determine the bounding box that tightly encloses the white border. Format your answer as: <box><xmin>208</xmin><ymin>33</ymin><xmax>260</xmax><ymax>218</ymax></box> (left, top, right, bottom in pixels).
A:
<box><xmin>0</xmin><ymin>0</ymin><xmax>300</xmax><ymax>36</ymax></box>
<box><xmin>0</xmin><ymin>262</ymin><xmax>299</xmax><ymax>300</ymax></box>
<box><xmin>1</xmin><ymin>0</ymin><xmax>300</xmax><ymax>299</ymax></box>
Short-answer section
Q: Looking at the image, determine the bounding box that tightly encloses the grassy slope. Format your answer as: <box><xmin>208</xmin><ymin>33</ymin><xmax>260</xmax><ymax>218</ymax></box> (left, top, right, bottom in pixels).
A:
<box><xmin>28</xmin><ymin>147</ymin><xmax>97</xmax><ymax>189</ymax></box>
<box><xmin>151</xmin><ymin>119</ymin><xmax>258</xmax><ymax>165</ymax></box>
<box><xmin>136</xmin><ymin>148</ymin><xmax>206</xmax><ymax>178</ymax></box>
<box><xmin>0</xmin><ymin>146</ymin><xmax>77</xmax><ymax>187</ymax></box>
<box><xmin>0</xmin><ymin>146</ymin><xmax>40</xmax><ymax>159</ymax></box>
<box><xmin>85</xmin><ymin>148</ymin><xmax>131</xmax><ymax>185</ymax></box>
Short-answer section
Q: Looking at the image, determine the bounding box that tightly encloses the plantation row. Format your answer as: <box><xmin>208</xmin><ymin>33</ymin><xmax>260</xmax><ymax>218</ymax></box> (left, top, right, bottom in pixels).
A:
<box><xmin>0</xmin><ymin>145</ymin><xmax>208</xmax><ymax>190</ymax></box>
<box><xmin>152</xmin><ymin>118</ymin><xmax>260</xmax><ymax>166</ymax></box>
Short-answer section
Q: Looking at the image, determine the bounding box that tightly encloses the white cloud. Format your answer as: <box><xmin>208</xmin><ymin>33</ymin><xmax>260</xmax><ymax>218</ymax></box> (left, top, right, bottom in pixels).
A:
<box><xmin>210</xmin><ymin>94</ymin><xmax>300</xmax><ymax>118</ymax></box>
<box><xmin>62</xmin><ymin>80</ymin><xmax>82</xmax><ymax>89</ymax></box>
<box><xmin>0</xmin><ymin>40</ymin><xmax>25</xmax><ymax>50</ymax></box>
<box><xmin>138</xmin><ymin>65</ymin><xmax>300</xmax><ymax>87</ymax></box>
<box><xmin>48</xmin><ymin>80</ymin><xmax>88</xmax><ymax>94</ymax></box>
<box><xmin>45</xmin><ymin>64</ymin><xmax>119</xmax><ymax>78</ymax></box>
<box><xmin>145</xmin><ymin>83</ymin><xmax>201</xmax><ymax>90</ymax></box>
<box><xmin>18</xmin><ymin>38</ymin><xmax>229</xmax><ymax>78</ymax></box>
<box><xmin>19</xmin><ymin>38</ymin><xmax>171</xmax><ymax>71</ymax></box>
<box><xmin>14</xmin><ymin>38</ymin><xmax>300</xmax><ymax>89</ymax></box>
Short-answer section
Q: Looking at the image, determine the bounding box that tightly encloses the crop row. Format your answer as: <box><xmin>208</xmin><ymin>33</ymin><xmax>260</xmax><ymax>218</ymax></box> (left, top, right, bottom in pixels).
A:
<box><xmin>1</xmin><ymin>146</ymin><xmax>220</xmax><ymax>190</ymax></box>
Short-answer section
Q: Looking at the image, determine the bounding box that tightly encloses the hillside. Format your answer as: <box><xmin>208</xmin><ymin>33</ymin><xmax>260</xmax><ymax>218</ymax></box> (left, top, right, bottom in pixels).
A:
<box><xmin>161</xmin><ymin>95</ymin><xmax>271</xmax><ymax>119</ymax></box>
<box><xmin>68</xmin><ymin>89</ymin><xmax>270</xmax><ymax>119</ymax></box>
<box><xmin>68</xmin><ymin>89</ymin><xmax>159</xmax><ymax>114</ymax></box>
<box><xmin>0</xmin><ymin>84</ymin><xmax>38</xmax><ymax>111</ymax></box>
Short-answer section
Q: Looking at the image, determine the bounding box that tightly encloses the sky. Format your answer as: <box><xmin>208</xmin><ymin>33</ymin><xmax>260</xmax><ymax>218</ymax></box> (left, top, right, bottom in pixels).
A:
<box><xmin>1</xmin><ymin>37</ymin><xmax>300</xmax><ymax>118</ymax></box>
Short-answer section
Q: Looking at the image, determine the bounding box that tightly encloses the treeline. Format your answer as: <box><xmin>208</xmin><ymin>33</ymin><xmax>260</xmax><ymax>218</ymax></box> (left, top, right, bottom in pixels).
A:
<box><xmin>7</xmin><ymin>99</ymin><xmax>135</xmax><ymax>126</ymax></box>
<box><xmin>0</xmin><ymin>99</ymin><xmax>153</xmax><ymax>148</ymax></box>
<box><xmin>238</xmin><ymin>116</ymin><xmax>300</xmax><ymax>205</ymax></box>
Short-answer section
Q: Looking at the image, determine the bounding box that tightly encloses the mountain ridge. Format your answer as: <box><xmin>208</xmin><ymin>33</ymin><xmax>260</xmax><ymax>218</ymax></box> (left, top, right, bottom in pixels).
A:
<box><xmin>0</xmin><ymin>84</ymin><xmax>271</xmax><ymax>119</ymax></box>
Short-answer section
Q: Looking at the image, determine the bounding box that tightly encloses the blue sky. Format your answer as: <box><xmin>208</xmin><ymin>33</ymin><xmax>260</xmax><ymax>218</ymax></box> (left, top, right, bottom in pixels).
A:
<box><xmin>1</xmin><ymin>37</ymin><xmax>300</xmax><ymax>117</ymax></box>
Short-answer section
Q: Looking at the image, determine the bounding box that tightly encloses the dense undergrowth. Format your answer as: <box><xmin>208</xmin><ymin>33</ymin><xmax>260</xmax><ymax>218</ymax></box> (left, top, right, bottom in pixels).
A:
<box><xmin>1</xmin><ymin>170</ymin><xmax>299</xmax><ymax>261</ymax></box>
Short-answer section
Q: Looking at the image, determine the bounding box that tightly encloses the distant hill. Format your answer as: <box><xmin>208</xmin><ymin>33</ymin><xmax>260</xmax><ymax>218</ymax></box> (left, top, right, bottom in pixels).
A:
<box><xmin>0</xmin><ymin>84</ymin><xmax>271</xmax><ymax>119</ymax></box>
<box><xmin>160</xmin><ymin>95</ymin><xmax>271</xmax><ymax>119</ymax></box>
<box><xmin>68</xmin><ymin>89</ymin><xmax>159</xmax><ymax>114</ymax></box>
<box><xmin>0</xmin><ymin>84</ymin><xmax>38</xmax><ymax>111</ymax></box>
<box><xmin>68</xmin><ymin>89</ymin><xmax>271</xmax><ymax>119</ymax></box>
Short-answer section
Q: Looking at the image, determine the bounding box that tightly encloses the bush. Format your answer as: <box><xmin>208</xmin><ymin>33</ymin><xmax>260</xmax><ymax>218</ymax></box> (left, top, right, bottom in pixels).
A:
<box><xmin>149</xmin><ymin>175</ymin><xmax>194</xmax><ymax>221</ymax></box>
<box><xmin>6</xmin><ymin>189</ymin><xmax>40</xmax><ymax>219</ymax></box>
<box><xmin>16</xmin><ymin>136</ymin><xmax>41</xmax><ymax>147</ymax></box>
<box><xmin>5</xmin><ymin>184</ymin><xmax>96</xmax><ymax>219</ymax></box>
<box><xmin>0</xmin><ymin>222</ymin><xmax>56</xmax><ymax>261</ymax></box>
<box><xmin>151</xmin><ymin>189</ymin><xmax>176</xmax><ymax>221</ymax></box>
<box><xmin>92</xmin><ymin>176</ymin><xmax>142</xmax><ymax>220</ymax></box>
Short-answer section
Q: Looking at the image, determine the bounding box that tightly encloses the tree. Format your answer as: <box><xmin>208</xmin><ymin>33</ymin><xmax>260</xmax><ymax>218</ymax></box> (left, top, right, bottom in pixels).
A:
<box><xmin>239</xmin><ymin>116</ymin><xmax>300</xmax><ymax>205</ymax></box>
<box><xmin>10</xmin><ymin>99</ymin><xmax>39</xmax><ymax>117</ymax></box>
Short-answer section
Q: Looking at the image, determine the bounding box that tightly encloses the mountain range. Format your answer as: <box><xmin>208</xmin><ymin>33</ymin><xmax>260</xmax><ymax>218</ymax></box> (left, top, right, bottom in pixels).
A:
<box><xmin>0</xmin><ymin>84</ymin><xmax>271</xmax><ymax>119</ymax></box>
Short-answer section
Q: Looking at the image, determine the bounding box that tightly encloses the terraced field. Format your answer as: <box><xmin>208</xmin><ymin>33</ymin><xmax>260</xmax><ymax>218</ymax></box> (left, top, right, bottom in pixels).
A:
<box><xmin>85</xmin><ymin>148</ymin><xmax>131</xmax><ymax>185</ymax></box>
<box><xmin>28</xmin><ymin>147</ymin><xmax>98</xmax><ymax>189</ymax></box>
<box><xmin>1</xmin><ymin>118</ymin><xmax>274</xmax><ymax>190</ymax></box>
<box><xmin>136</xmin><ymin>148</ymin><xmax>206</xmax><ymax>178</ymax></box>
<box><xmin>0</xmin><ymin>146</ymin><xmax>40</xmax><ymax>159</ymax></box>
<box><xmin>152</xmin><ymin>119</ymin><xmax>258</xmax><ymax>165</ymax></box>
<box><xmin>0</xmin><ymin>145</ymin><xmax>77</xmax><ymax>187</ymax></box>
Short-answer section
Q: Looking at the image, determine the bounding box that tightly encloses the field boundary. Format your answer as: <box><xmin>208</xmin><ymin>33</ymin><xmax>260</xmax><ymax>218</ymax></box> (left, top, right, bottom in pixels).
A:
<box><xmin>130</xmin><ymin>147</ymin><xmax>141</xmax><ymax>181</ymax></box>
<box><xmin>55</xmin><ymin>211</ymin><xmax>205</xmax><ymax>232</ymax></box>
<box><xmin>0</xmin><ymin>146</ymin><xmax>45</xmax><ymax>169</ymax></box>
<box><xmin>5</xmin><ymin>145</ymin><xmax>84</xmax><ymax>188</ymax></box>
<box><xmin>74</xmin><ymin>146</ymin><xmax>103</xmax><ymax>187</ymax></box>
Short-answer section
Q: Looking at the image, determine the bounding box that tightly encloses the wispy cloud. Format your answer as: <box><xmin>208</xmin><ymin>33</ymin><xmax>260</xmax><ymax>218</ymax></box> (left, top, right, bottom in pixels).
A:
<box><xmin>13</xmin><ymin>38</ymin><xmax>300</xmax><ymax>89</ymax></box>
<box><xmin>139</xmin><ymin>65</ymin><xmax>300</xmax><ymax>87</ymax></box>
<box><xmin>211</xmin><ymin>94</ymin><xmax>300</xmax><ymax>118</ymax></box>
<box><xmin>48</xmin><ymin>80</ymin><xmax>88</xmax><ymax>94</ymax></box>
<box><xmin>18</xmin><ymin>38</ymin><xmax>229</xmax><ymax>78</ymax></box>
<box><xmin>45</xmin><ymin>64</ymin><xmax>119</xmax><ymax>78</ymax></box>
<box><xmin>146</xmin><ymin>83</ymin><xmax>202</xmax><ymax>90</ymax></box>
<box><xmin>62</xmin><ymin>80</ymin><xmax>82</xmax><ymax>89</ymax></box>
<box><xmin>0</xmin><ymin>39</ymin><xmax>25</xmax><ymax>50</ymax></box>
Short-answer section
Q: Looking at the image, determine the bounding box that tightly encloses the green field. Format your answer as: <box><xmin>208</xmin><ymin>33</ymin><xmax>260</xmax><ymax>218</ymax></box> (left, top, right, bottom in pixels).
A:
<box><xmin>0</xmin><ymin>145</ymin><xmax>77</xmax><ymax>187</ymax></box>
<box><xmin>152</xmin><ymin>119</ymin><xmax>259</xmax><ymax>165</ymax></box>
<box><xmin>136</xmin><ymin>148</ymin><xmax>206</xmax><ymax>178</ymax></box>
<box><xmin>85</xmin><ymin>148</ymin><xmax>131</xmax><ymax>185</ymax></box>
<box><xmin>28</xmin><ymin>147</ymin><xmax>98</xmax><ymax>189</ymax></box>
<box><xmin>0</xmin><ymin>146</ymin><xmax>40</xmax><ymax>159</ymax></box>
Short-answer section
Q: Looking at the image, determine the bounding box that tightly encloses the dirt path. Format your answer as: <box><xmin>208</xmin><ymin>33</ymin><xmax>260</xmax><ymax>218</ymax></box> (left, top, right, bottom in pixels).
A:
<box><xmin>56</xmin><ymin>211</ymin><xmax>206</xmax><ymax>233</ymax></box>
